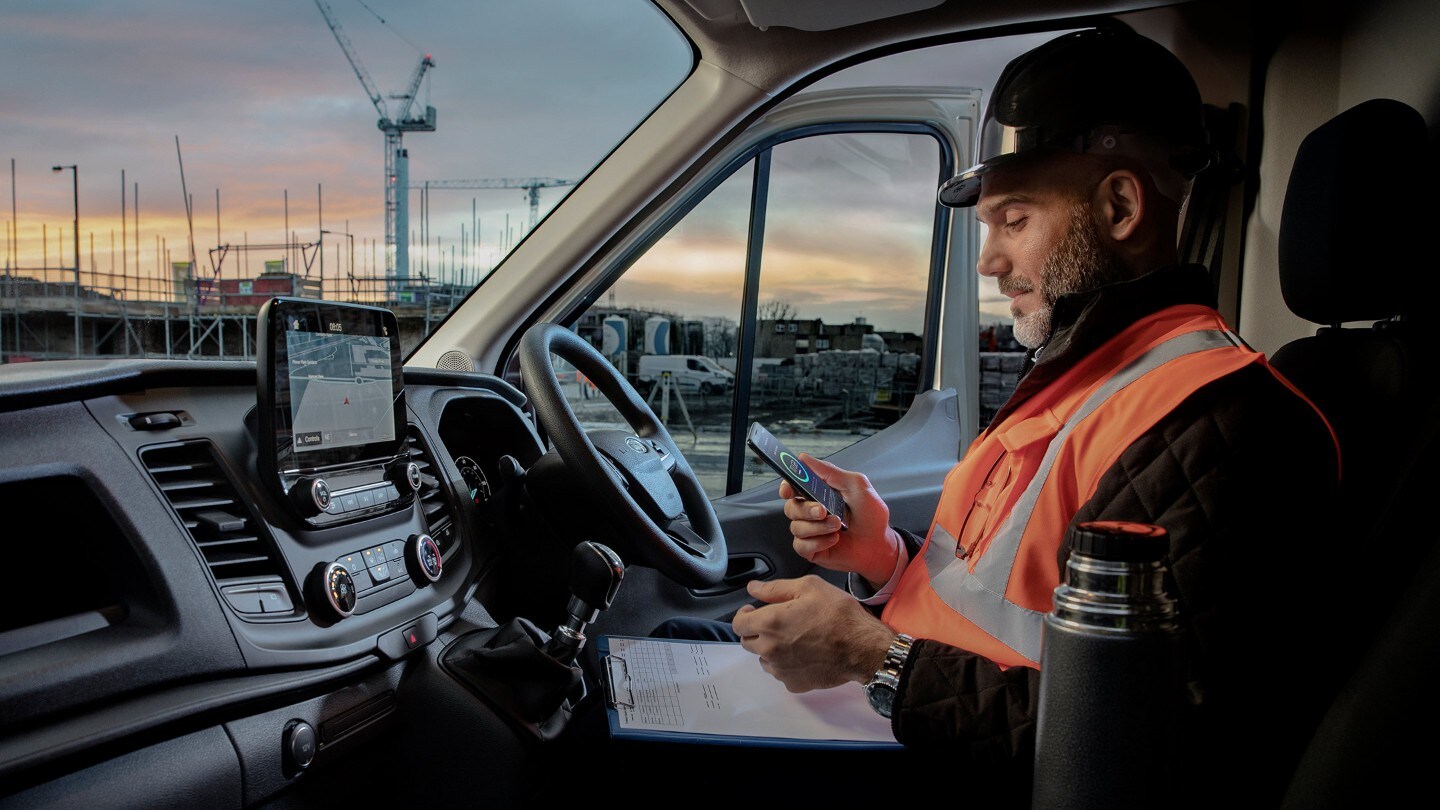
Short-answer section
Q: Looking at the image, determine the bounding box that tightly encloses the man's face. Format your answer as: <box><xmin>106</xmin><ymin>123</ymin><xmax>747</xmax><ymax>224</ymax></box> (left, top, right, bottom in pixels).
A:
<box><xmin>974</xmin><ymin>161</ymin><xmax>1128</xmax><ymax>348</ymax></box>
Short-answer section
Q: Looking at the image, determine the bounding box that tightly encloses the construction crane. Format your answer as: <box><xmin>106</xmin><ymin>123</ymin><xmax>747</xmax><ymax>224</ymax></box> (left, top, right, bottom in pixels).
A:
<box><xmin>314</xmin><ymin>0</ymin><xmax>436</xmax><ymax>283</ymax></box>
<box><xmin>412</xmin><ymin>178</ymin><xmax>578</xmax><ymax>232</ymax></box>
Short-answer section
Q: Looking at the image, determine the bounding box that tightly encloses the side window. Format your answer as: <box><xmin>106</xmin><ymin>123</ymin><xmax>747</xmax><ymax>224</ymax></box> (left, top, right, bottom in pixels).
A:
<box><xmin>566</xmin><ymin>129</ymin><xmax>944</xmax><ymax>498</ymax></box>
<box><xmin>741</xmin><ymin>132</ymin><xmax>939</xmax><ymax>491</ymax></box>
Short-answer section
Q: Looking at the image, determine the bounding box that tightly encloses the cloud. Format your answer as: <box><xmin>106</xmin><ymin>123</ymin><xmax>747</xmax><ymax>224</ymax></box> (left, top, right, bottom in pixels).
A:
<box><xmin>2</xmin><ymin>0</ymin><xmax>688</xmax><ymax>274</ymax></box>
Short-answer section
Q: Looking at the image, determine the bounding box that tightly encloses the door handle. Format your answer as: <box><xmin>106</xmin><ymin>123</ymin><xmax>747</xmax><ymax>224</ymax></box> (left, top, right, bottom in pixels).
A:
<box><xmin>688</xmin><ymin>553</ymin><xmax>773</xmax><ymax>597</ymax></box>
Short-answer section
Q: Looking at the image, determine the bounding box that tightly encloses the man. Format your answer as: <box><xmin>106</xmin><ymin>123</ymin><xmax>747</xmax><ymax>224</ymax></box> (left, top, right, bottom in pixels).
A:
<box><xmin>725</xmin><ymin>27</ymin><xmax>1341</xmax><ymax>804</ymax></box>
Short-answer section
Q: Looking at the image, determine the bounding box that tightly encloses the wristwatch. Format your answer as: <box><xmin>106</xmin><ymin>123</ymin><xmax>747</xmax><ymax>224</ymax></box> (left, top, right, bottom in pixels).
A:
<box><xmin>864</xmin><ymin>633</ymin><xmax>915</xmax><ymax>719</ymax></box>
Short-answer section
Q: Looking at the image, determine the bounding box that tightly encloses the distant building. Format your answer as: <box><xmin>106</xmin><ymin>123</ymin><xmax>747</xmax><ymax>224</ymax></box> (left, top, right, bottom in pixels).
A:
<box><xmin>875</xmin><ymin>329</ymin><xmax>924</xmax><ymax>354</ymax></box>
<box><xmin>756</xmin><ymin>317</ymin><xmax>925</xmax><ymax>359</ymax></box>
<box><xmin>758</xmin><ymin>317</ymin><xmax>872</xmax><ymax>358</ymax></box>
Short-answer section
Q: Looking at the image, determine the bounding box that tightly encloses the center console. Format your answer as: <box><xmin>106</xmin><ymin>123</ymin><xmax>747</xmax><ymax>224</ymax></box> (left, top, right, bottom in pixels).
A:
<box><xmin>256</xmin><ymin>297</ymin><xmax>443</xmax><ymax>625</ymax></box>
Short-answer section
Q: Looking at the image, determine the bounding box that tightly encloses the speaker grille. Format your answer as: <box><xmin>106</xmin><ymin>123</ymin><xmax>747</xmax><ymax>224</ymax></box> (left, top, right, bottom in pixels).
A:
<box><xmin>437</xmin><ymin>349</ymin><xmax>474</xmax><ymax>372</ymax></box>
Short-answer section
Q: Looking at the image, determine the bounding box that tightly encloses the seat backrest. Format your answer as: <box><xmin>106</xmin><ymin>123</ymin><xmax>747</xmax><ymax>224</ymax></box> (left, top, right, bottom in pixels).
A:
<box><xmin>1270</xmin><ymin>97</ymin><xmax>1438</xmax><ymax>568</ymax></box>
<box><xmin>1271</xmin><ymin>97</ymin><xmax>1440</xmax><ymax>804</ymax></box>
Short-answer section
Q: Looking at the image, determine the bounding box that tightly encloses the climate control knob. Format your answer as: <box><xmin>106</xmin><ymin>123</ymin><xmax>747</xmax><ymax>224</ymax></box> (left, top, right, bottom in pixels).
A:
<box><xmin>407</xmin><ymin>533</ymin><xmax>443</xmax><ymax>584</ymax></box>
<box><xmin>310</xmin><ymin>561</ymin><xmax>356</xmax><ymax>620</ymax></box>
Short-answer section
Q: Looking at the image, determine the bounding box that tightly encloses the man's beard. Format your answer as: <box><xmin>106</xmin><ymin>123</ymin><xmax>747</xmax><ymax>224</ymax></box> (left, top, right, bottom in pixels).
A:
<box><xmin>1009</xmin><ymin>201</ymin><xmax>1130</xmax><ymax>349</ymax></box>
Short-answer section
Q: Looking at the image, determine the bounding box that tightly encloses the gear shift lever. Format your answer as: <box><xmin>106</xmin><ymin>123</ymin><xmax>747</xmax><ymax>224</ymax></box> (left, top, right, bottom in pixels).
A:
<box><xmin>544</xmin><ymin>541</ymin><xmax>624</xmax><ymax>664</ymax></box>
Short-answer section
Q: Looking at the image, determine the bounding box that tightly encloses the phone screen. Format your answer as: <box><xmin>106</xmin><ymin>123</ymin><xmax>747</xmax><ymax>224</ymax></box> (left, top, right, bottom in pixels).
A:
<box><xmin>746</xmin><ymin>422</ymin><xmax>848</xmax><ymax>527</ymax></box>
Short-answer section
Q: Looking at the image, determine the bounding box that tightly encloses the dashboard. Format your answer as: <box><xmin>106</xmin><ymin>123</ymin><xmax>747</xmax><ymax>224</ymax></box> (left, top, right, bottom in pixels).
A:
<box><xmin>0</xmin><ymin>357</ymin><xmax>547</xmax><ymax>806</ymax></box>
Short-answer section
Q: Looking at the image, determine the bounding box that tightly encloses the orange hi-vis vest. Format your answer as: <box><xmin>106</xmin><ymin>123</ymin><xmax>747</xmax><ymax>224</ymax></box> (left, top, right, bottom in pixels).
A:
<box><xmin>882</xmin><ymin>304</ymin><xmax>1297</xmax><ymax>668</ymax></box>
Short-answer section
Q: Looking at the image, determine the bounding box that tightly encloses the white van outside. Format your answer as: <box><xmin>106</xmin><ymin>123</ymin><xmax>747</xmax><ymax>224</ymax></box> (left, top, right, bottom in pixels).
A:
<box><xmin>637</xmin><ymin>354</ymin><xmax>734</xmax><ymax>395</ymax></box>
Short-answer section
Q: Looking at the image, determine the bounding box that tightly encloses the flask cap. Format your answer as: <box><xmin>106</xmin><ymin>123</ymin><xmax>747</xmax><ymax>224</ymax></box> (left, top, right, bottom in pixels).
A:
<box><xmin>1068</xmin><ymin>520</ymin><xmax>1168</xmax><ymax>563</ymax></box>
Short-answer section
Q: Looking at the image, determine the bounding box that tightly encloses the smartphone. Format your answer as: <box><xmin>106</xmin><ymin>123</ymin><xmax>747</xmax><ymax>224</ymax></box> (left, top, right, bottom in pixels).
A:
<box><xmin>745</xmin><ymin>422</ymin><xmax>848</xmax><ymax>530</ymax></box>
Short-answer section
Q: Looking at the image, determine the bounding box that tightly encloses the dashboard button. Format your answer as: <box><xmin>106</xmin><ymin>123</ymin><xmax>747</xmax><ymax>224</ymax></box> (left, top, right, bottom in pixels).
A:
<box><xmin>356</xmin><ymin>488</ymin><xmax>376</xmax><ymax>508</ymax></box>
<box><xmin>431</xmin><ymin>522</ymin><xmax>455</xmax><ymax>550</ymax></box>
<box><xmin>339</xmin><ymin>494</ymin><xmax>360</xmax><ymax>512</ymax></box>
<box><xmin>128</xmin><ymin>411</ymin><xmax>181</xmax><ymax>431</ymax></box>
<box><xmin>222</xmin><ymin>584</ymin><xmax>265</xmax><ymax>614</ymax></box>
<box><xmin>361</xmin><ymin>547</ymin><xmax>379</xmax><ymax>566</ymax></box>
<box><xmin>376</xmin><ymin>613</ymin><xmax>438</xmax><ymax>660</ymax></box>
<box><xmin>347</xmin><ymin>565</ymin><xmax>373</xmax><ymax>591</ymax></box>
<box><xmin>255</xmin><ymin>584</ymin><xmax>294</xmax><ymax>614</ymax></box>
<box><xmin>383</xmin><ymin>540</ymin><xmax>406</xmax><ymax>562</ymax></box>
<box><xmin>370</xmin><ymin>561</ymin><xmax>392</xmax><ymax>582</ymax></box>
<box><xmin>384</xmin><ymin>484</ymin><xmax>400</xmax><ymax>502</ymax></box>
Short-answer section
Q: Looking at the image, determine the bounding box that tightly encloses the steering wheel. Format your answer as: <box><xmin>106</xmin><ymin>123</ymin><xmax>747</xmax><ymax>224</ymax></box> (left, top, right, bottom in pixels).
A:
<box><xmin>518</xmin><ymin>322</ymin><xmax>727</xmax><ymax>588</ymax></box>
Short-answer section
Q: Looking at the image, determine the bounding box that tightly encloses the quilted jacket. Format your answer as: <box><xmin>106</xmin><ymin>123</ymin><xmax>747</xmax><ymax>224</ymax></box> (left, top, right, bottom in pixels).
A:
<box><xmin>887</xmin><ymin>264</ymin><xmax>1341</xmax><ymax>805</ymax></box>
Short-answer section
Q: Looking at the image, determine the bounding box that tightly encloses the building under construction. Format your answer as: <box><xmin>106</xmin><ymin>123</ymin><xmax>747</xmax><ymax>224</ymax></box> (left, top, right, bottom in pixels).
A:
<box><xmin>0</xmin><ymin>259</ymin><xmax>466</xmax><ymax>363</ymax></box>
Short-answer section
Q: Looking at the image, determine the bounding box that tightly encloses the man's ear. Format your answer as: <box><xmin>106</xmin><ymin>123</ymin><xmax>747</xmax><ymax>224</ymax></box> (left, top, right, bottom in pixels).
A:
<box><xmin>1094</xmin><ymin>169</ymin><xmax>1145</xmax><ymax>243</ymax></box>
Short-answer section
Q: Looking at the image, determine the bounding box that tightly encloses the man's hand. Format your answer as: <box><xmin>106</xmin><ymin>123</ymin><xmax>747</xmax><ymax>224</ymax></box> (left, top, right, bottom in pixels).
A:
<box><xmin>730</xmin><ymin>575</ymin><xmax>896</xmax><ymax>693</ymax></box>
<box><xmin>780</xmin><ymin>453</ymin><xmax>902</xmax><ymax>588</ymax></box>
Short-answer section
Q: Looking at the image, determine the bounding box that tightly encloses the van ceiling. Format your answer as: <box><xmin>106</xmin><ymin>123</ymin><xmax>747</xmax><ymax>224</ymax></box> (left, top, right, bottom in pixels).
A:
<box><xmin>661</xmin><ymin>0</ymin><xmax>1190</xmax><ymax>92</ymax></box>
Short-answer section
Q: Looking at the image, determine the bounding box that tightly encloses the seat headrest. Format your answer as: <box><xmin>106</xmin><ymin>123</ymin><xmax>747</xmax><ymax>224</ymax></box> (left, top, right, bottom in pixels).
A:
<box><xmin>1279</xmin><ymin>98</ymin><xmax>1431</xmax><ymax>326</ymax></box>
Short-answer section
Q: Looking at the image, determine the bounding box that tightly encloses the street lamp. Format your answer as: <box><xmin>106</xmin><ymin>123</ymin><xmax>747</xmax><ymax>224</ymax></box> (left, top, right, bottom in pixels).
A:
<box><xmin>52</xmin><ymin>164</ymin><xmax>79</xmax><ymax>356</ymax></box>
<box><xmin>51</xmin><ymin>165</ymin><xmax>78</xmax><ymax>278</ymax></box>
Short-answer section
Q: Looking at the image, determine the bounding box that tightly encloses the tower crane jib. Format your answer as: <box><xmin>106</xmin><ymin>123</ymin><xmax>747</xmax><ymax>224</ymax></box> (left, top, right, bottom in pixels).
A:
<box><xmin>412</xmin><ymin>178</ymin><xmax>578</xmax><ymax>232</ymax></box>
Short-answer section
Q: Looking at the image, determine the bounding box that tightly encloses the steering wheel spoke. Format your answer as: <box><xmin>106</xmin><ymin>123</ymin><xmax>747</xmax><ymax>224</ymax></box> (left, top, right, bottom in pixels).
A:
<box><xmin>661</xmin><ymin>517</ymin><xmax>713</xmax><ymax>558</ymax></box>
<box><xmin>649</xmin><ymin>438</ymin><xmax>677</xmax><ymax>473</ymax></box>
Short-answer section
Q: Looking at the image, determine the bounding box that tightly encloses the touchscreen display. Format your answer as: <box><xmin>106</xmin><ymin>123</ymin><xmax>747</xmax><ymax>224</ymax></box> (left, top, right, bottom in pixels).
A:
<box><xmin>258</xmin><ymin>298</ymin><xmax>405</xmax><ymax>477</ymax></box>
<box><xmin>285</xmin><ymin>327</ymin><xmax>396</xmax><ymax>453</ymax></box>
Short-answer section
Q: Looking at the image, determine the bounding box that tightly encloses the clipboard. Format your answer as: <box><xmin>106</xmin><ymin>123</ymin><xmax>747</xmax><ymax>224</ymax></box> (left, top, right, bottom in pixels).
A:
<box><xmin>597</xmin><ymin>635</ymin><xmax>901</xmax><ymax>750</ymax></box>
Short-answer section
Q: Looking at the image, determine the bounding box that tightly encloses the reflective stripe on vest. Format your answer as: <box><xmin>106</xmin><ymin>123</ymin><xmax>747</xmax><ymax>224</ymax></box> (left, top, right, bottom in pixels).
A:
<box><xmin>918</xmin><ymin>328</ymin><xmax>1240</xmax><ymax>664</ymax></box>
<box><xmin>880</xmin><ymin>308</ymin><xmax>1271</xmax><ymax>668</ymax></box>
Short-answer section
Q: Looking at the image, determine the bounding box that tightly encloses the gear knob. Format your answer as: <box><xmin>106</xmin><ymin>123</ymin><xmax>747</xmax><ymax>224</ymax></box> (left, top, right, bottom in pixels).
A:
<box><xmin>545</xmin><ymin>542</ymin><xmax>624</xmax><ymax>665</ymax></box>
<box><xmin>568</xmin><ymin>541</ymin><xmax>624</xmax><ymax>623</ymax></box>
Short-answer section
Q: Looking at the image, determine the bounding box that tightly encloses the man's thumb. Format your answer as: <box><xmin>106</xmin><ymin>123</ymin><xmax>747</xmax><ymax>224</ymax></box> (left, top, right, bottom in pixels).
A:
<box><xmin>801</xmin><ymin>453</ymin><xmax>852</xmax><ymax>491</ymax></box>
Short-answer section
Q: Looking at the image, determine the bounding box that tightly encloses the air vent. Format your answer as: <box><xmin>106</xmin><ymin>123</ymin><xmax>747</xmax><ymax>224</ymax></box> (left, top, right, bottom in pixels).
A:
<box><xmin>406</xmin><ymin>425</ymin><xmax>458</xmax><ymax>555</ymax></box>
<box><xmin>140</xmin><ymin>441</ymin><xmax>288</xmax><ymax>589</ymax></box>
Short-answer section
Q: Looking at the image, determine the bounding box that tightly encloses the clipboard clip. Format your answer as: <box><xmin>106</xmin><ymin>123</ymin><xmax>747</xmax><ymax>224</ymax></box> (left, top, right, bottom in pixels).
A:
<box><xmin>602</xmin><ymin>653</ymin><xmax>634</xmax><ymax>708</ymax></box>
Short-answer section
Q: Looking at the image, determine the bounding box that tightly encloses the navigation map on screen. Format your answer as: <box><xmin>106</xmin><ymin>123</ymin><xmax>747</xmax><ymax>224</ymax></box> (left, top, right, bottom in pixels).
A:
<box><xmin>285</xmin><ymin>330</ymin><xmax>396</xmax><ymax>453</ymax></box>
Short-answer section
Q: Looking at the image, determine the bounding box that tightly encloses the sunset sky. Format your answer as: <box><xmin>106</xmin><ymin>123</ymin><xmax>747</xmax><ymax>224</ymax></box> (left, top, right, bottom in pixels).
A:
<box><xmin>1</xmin><ymin>1</ymin><xmax>1048</xmax><ymax>333</ymax></box>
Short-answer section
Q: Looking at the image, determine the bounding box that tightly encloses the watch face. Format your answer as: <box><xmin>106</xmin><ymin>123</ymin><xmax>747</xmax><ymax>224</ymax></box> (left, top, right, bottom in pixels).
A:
<box><xmin>866</xmin><ymin>682</ymin><xmax>896</xmax><ymax>718</ymax></box>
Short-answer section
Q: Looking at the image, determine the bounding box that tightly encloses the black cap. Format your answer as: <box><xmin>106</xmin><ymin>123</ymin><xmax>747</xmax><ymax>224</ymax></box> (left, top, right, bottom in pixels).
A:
<box><xmin>1067</xmin><ymin>520</ymin><xmax>1169</xmax><ymax>563</ymax></box>
<box><xmin>938</xmin><ymin>28</ymin><xmax>1213</xmax><ymax>207</ymax></box>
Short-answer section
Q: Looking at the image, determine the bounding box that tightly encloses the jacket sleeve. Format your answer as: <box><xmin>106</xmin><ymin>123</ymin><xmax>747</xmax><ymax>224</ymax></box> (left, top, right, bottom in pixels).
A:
<box><xmin>896</xmin><ymin>525</ymin><xmax>925</xmax><ymax>558</ymax></box>
<box><xmin>891</xmin><ymin>638</ymin><xmax>1041</xmax><ymax>761</ymax></box>
<box><xmin>887</xmin><ymin>364</ymin><xmax>1340</xmax><ymax>786</ymax></box>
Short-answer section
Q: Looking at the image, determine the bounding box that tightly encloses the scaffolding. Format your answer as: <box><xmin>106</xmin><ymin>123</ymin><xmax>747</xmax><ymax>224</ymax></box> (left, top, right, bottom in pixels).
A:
<box><xmin>0</xmin><ymin>256</ymin><xmax>466</xmax><ymax>362</ymax></box>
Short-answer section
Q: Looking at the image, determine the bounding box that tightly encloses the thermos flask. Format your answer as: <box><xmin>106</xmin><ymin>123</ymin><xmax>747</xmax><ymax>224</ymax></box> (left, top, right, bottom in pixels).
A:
<box><xmin>1032</xmin><ymin>520</ymin><xmax>1186</xmax><ymax>809</ymax></box>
